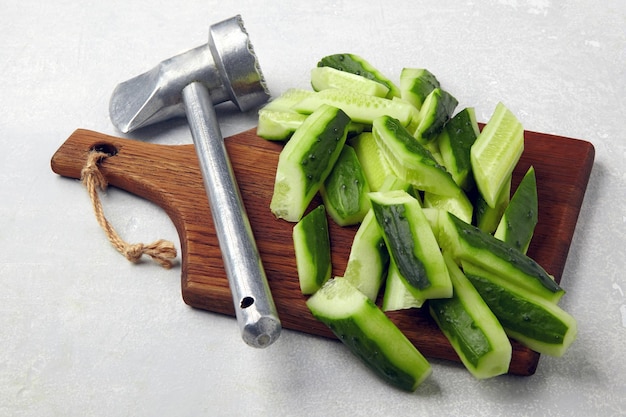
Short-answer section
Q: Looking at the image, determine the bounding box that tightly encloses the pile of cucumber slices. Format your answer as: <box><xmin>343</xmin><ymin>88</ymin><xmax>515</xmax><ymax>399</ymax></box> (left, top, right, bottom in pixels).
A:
<box><xmin>257</xmin><ymin>53</ymin><xmax>577</xmax><ymax>392</ymax></box>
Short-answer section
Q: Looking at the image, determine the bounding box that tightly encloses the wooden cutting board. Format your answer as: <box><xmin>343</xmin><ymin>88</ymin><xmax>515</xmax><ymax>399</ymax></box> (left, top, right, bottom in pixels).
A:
<box><xmin>51</xmin><ymin>127</ymin><xmax>594</xmax><ymax>376</ymax></box>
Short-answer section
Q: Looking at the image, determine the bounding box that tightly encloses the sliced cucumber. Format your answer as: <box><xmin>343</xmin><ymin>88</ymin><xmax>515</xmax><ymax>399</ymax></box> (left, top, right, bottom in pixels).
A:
<box><xmin>348</xmin><ymin>132</ymin><xmax>394</xmax><ymax>191</ymax></box>
<box><xmin>262</xmin><ymin>88</ymin><xmax>316</xmax><ymax>111</ymax></box>
<box><xmin>258</xmin><ymin>88</ymin><xmax>365</xmax><ymax>141</ymax></box>
<box><xmin>343</xmin><ymin>175</ymin><xmax>412</xmax><ymax>301</ymax></box>
<box><xmin>429</xmin><ymin>253</ymin><xmax>511</xmax><ymax>379</ymax></box>
<box><xmin>421</xmin><ymin>207</ymin><xmax>441</xmax><ymax>239</ymax></box>
<box><xmin>317</xmin><ymin>53</ymin><xmax>401</xmax><ymax>99</ymax></box>
<box><xmin>270</xmin><ymin>104</ymin><xmax>350</xmax><ymax>222</ymax></box>
<box><xmin>472</xmin><ymin>176</ymin><xmax>511</xmax><ymax>234</ymax></box>
<box><xmin>382</xmin><ymin>260</ymin><xmax>426</xmax><ymax>311</ymax></box>
<box><xmin>421</xmin><ymin>134</ymin><xmax>445</xmax><ymax>167</ymax></box>
<box><xmin>471</xmin><ymin>102</ymin><xmax>524</xmax><ymax>208</ymax></box>
<box><xmin>292</xmin><ymin>88</ymin><xmax>415</xmax><ymax>126</ymax></box>
<box><xmin>311</xmin><ymin>66</ymin><xmax>390</xmax><ymax>98</ymax></box>
<box><xmin>463</xmin><ymin>262</ymin><xmax>577</xmax><ymax>357</ymax></box>
<box><xmin>370</xmin><ymin>190</ymin><xmax>452</xmax><ymax>300</ymax></box>
<box><xmin>293</xmin><ymin>205</ymin><xmax>332</xmax><ymax>294</ymax></box>
<box><xmin>342</xmin><ymin>210</ymin><xmax>389</xmax><ymax>301</ymax></box>
<box><xmin>423</xmin><ymin>190</ymin><xmax>473</xmax><ymax>225</ymax></box>
<box><xmin>438</xmin><ymin>107</ymin><xmax>479</xmax><ymax>191</ymax></box>
<box><xmin>399</xmin><ymin>68</ymin><xmax>440</xmax><ymax>110</ymax></box>
<box><xmin>438</xmin><ymin>211</ymin><xmax>564</xmax><ymax>303</ymax></box>
<box><xmin>257</xmin><ymin>109</ymin><xmax>308</xmax><ymax>141</ymax></box>
<box><xmin>306</xmin><ymin>278</ymin><xmax>432</xmax><ymax>391</ymax></box>
<box><xmin>412</xmin><ymin>88</ymin><xmax>458</xmax><ymax>142</ymax></box>
<box><xmin>320</xmin><ymin>145</ymin><xmax>371</xmax><ymax>226</ymax></box>
<box><xmin>372</xmin><ymin>115</ymin><xmax>462</xmax><ymax>197</ymax></box>
<box><xmin>494</xmin><ymin>166</ymin><xmax>538</xmax><ymax>254</ymax></box>
<box><xmin>257</xmin><ymin>109</ymin><xmax>364</xmax><ymax>142</ymax></box>
<box><xmin>257</xmin><ymin>89</ymin><xmax>316</xmax><ymax>140</ymax></box>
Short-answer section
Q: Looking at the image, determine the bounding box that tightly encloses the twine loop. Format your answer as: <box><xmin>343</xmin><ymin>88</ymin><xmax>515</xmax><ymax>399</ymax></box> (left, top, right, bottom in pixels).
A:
<box><xmin>80</xmin><ymin>150</ymin><xmax>177</xmax><ymax>269</ymax></box>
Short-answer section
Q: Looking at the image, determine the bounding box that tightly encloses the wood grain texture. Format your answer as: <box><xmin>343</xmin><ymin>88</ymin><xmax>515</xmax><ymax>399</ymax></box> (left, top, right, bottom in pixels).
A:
<box><xmin>51</xmin><ymin>127</ymin><xmax>594</xmax><ymax>376</ymax></box>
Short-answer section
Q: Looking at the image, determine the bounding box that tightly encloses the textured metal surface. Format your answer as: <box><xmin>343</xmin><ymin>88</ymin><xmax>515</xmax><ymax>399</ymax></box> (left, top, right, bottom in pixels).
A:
<box><xmin>109</xmin><ymin>15</ymin><xmax>269</xmax><ymax>133</ymax></box>
<box><xmin>109</xmin><ymin>15</ymin><xmax>278</xmax><ymax>347</ymax></box>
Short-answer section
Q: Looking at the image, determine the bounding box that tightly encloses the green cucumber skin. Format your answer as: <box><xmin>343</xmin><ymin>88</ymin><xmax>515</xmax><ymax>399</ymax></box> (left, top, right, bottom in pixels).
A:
<box><xmin>322</xmin><ymin>316</ymin><xmax>418</xmax><ymax>390</ymax></box>
<box><xmin>373</xmin><ymin>116</ymin><xmax>460</xmax><ymax>197</ymax></box>
<box><xmin>495</xmin><ymin>166</ymin><xmax>538</xmax><ymax>253</ymax></box>
<box><xmin>271</xmin><ymin>105</ymin><xmax>350</xmax><ymax>222</ymax></box>
<box><xmin>293</xmin><ymin>205</ymin><xmax>331</xmax><ymax>294</ymax></box>
<box><xmin>370</xmin><ymin>191</ymin><xmax>451</xmax><ymax>300</ymax></box>
<box><xmin>429</xmin><ymin>296</ymin><xmax>492</xmax><ymax>369</ymax></box>
<box><xmin>400</xmin><ymin>68</ymin><xmax>440</xmax><ymax>110</ymax></box>
<box><xmin>466</xmin><ymin>273</ymin><xmax>569</xmax><ymax>346</ymax></box>
<box><xmin>318</xmin><ymin>53</ymin><xmax>400</xmax><ymax>99</ymax></box>
<box><xmin>443</xmin><ymin>108</ymin><xmax>479</xmax><ymax>171</ymax></box>
<box><xmin>429</xmin><ymin>252</ymin><xmax>512</xmax><ymax>379</ymax></box>
<box><xmin>429</xmin><ymin>253</ymin><xmax>511</xmax><ymax>378</ymax></box>
<box><xmin>382</xmin><ymin>260</ymin><xmax>426</xmax><ymax>311</ymax></box>
<box><xmin>438</xmin><ymin>107</ymin><xmax>479</xmax><ymax>190</ymax></box>
<box><xmin>372</xmin><ymin>202</ymin><xmax>430</xmax><ymax>290</ymax></box>
<box><xmin>472</xmin><ymin>178</ymin><xmax>510</xmax><ymax>234</ymax></box>
<box><xmin>321</xmin><ymin>145</ymin><xmax>371</xmax><ymax>226</ymax></box>
<box><xmin>300</xmin><ymin>110</ymin><xmax>351</xmax><ymax>196</ymax></box>
<box><xmin>416</xmin><ymin>88</ymin><xmax>459</xmax><ymax>141</ymax></box>
<box><xmin>378</xmin><ymin>116</ymin><xmax>439</xmax><ymax>164</ymax></box>
<box><xmin>306</xmin><ymin>278</ymin><xmax>432</xmax><ymax>391</ymax></box>
<box><xmin>441</xmin><ymin>212</ymin><xmax>564</xmax><ymax>301</ymax></box>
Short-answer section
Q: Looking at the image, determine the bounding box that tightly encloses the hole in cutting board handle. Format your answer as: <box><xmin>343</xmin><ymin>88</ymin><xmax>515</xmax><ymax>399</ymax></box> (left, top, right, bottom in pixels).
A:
<box><xmin>240</xmin><ymin>296</ymin><xmax>254</xmax><ymax>309</ymax></box>
<box><xmin>91</xmin><ymin>142</ymin><xmax>119</xmax><ymax>157</ymax></box>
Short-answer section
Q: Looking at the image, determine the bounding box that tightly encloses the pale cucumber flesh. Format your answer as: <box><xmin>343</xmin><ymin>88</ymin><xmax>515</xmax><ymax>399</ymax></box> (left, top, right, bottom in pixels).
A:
<box><xmin>471</xmin><ymin>102</ymin><xmax>524</xmax><ymax>208</ymax></box>
<box><xmin>318</xmin><ymin>53</ymin><xmax>401</xmax><ymax>99</ymax></box>
<box><xmin>348</xmin><ymin>132</ymin><xmax>395</xmax><ymax>192</ymax></box>
<box><xmin>292</xmin><ymin>89</ymin><xmax>414</xmax><ymax>126</ymax></box>
<box><xmin>342</xmin><ymin>210</ymin><xmax>389</xmax><ymax>301</ymax></box>
<box><xmin>311</xmin><ymin>66</ymin><xmax>390</xmax><ymax>97</ymax></box>
<box><xmin>382</xmin><ymin>260</ymin><xmax>425</xmax><ymax>311</ymax></box>
<box><xmin>257</xmin><ymin>109</ymin><xmax>307</xmax><ymax>141</ymax></box>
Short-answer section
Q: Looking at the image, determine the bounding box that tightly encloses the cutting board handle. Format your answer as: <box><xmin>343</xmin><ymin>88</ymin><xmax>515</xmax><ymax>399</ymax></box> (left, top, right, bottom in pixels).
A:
<box><xmin>50</xmin><ymin>128</ymin><xmax>238</xmax><ymax>310</ymax></box>
<box><xmin>50</xmin><ymin>129</ymin><xmax>204</xmax><ymax>214</ymax></box>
